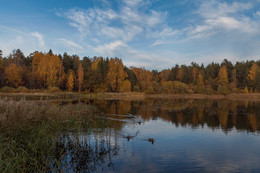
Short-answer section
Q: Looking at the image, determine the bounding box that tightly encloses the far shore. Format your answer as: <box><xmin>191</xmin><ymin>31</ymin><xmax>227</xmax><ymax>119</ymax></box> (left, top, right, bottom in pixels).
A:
<box><xmin>1</xmin><ymin>92</ymin><xmax>260</xmax><ymax>101</ymax></box>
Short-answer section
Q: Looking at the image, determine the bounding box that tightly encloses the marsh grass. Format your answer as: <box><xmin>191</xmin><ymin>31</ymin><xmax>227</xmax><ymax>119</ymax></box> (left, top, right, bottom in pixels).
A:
<box><xmin>0</xmin><ymin>99</ymin><xmax>111</xmax><ymax>172</ymax></box>
<box><xmin>0</xmin><ymin>92</ymin><xmax>84</xmax><ymax>101</ymax></box>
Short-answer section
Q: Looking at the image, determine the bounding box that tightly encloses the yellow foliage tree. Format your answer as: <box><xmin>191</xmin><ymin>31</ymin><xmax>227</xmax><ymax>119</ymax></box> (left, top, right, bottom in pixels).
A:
<box><xmin>248</xmin><ymin>63</ymin><xmax>260</xmax><ymax>82</ymax></box>
<box><xmin>176</xmin><ymin>67</ymin><xmax>184</xmax><ymax>82</ymax></box>
<box><xmin>5</xmin><ymin>64</ymin><xmax>23</xmax><ymax>88</ymax></box>
<box><xmin>218</xmin><ymin>65</ymin><xmax>229</xmax><ymax>85</ymax></box>
<box><xmin>32</xmin><ymin>52</ymin><xmax>46</xmax><ymax>87</ymax></box>
<box><xmin>107</xmin><ymin>58</ymin><xmax>128</xmax><ymax>92</ymax></box>
<box><xmin>77</xmin><ymin>63</ymin><xmax>84</xmax><ymax>92</ymax></box>
<box><xmin>197</xmin><ymin>72</ymin><xmax>204</xmax><ymax>87</ymax></box>
<box><xmin>32</xmin><ymin>52</ymin><xmax>61</xmax><ymax>88</ymax></box>
<box><xmin>91</xmin><ymin>57</ymin><xmax>101</xmax><ymax>70</ymax></box>
<box><xmin>131</xmin><ymin>67</ymin><xmax>153</xmax><ymax>91</ymax></box>
<box><xmin>46</xmin><ymin>54</ymin><xmax>61</xmax><ymax>87</ymax></box>
<box><xmin>120</xmin><ymin>80</ymin><xmax>131</xmax><ymax>92</ymax></box>
<box><xmin>67</xmin><ymin>71</ymin><xmax>74</xmax><ymax>92</ymax></box>
<box><xmin>192</xmin><ymin>67</ymin><xmax>199</xmax><ymax>83</ymax></box>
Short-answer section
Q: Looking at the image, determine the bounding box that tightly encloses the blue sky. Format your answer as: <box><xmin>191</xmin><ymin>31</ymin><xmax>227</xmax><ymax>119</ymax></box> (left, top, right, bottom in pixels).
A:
<box><xmin>0</xmin><ymin>0</ymin><xmax>260</xmax><ymax>69</ymax></box>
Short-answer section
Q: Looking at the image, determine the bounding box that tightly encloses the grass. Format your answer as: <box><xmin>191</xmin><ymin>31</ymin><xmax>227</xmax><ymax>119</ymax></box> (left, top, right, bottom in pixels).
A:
<box><xmin>1</xmin><ymin>89</ymin><xmax>260</xmax><ymax>101</ymax></box>
<box><xmin>84</xmin><ymin>92</ymin><xmax>145</xmax><ymax>100</ymax></box>
<box><xmin>145</xmin><ymin>93</ymin><xmax>260</xmax><ymax>101</ymax></box>
<box><xmin>0</xmin><ymin>99</ymin><xmax>112</xmax><ymax>172</ymax></box>
<box><xmin>0</xmin><ymin>92</ymin><xmax>84</xmax><ymax>101</ymax></box>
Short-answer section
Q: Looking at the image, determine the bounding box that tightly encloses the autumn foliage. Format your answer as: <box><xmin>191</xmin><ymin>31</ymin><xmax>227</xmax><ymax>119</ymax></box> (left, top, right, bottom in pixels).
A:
<box><xmin>5</xmin><ymin>64</ymin><xmax>23</xmax><ymax>88</ymax></box>
<box><xmin>0</xmin><ymin>49</ymin><xmax>259</xmax><ymax>94</ymax></box>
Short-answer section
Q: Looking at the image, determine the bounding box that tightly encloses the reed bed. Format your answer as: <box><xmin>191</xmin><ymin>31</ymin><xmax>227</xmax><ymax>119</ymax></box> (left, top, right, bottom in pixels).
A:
<box><xmin>0</xmin><ymin>99</ymin><xmax>108</xmax><ymax>172</ymax></box>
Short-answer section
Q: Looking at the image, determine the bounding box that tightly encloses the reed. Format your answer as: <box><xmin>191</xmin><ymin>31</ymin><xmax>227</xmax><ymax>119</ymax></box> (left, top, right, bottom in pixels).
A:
<box><xmin>0</xmin><ymin>99</ymin><xmax>109</xmax><ymax>172</ymax></box>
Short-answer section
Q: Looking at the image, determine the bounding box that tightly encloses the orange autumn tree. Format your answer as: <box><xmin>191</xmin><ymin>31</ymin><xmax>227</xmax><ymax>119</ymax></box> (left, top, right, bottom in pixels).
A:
<box><xmin>131</xmin><ymin>67</ymin><xmax>153</xmax><ymax>92</ymax></box>
<box><xmin>120</xmin><ymin>80</ymin><xmax>131</xmax><ymax>92</ymax></box>
<box><xmin>77</xmin><ymin>63</ymin><xmax>84</xmax><ymax>92</ymax></box>
<box><xmin>218</xmin><ymin>65</ymin><xmax>229</xmax><ymax>85</ymax></box>
<box><xmin>248</xmin><ymin>63</ymin><xmax>260</xmax><ymax>90</ymax></box>
<box><xmin>32</xmin><ymin>52</ymin><xmax>46</xmax><ymax>88</ymax></box>
<box><xmin>67</xmin><ymin>70</ymin><xmax>74</xmax><ymax>92</ymax></box>
<box><xmin>176</xmin><ymin>67</ymin><xmax>184</xmax><ymax>82</ymax></box>
<box><xmin>248</xmin><ymin>63</ymin><xmax>259</xmax><ymax>82</ymax></box>
<box><xmin>46</xmin><ymin>53</ymin><xmax>61</xmax><ymax>87</ymax></box>
<box><xmin>217</xmin><ymin>65</ymin><xmax>229</xmax><ymax>94</ymax></box>
<box><xmin>106</xmin><ymin>58</ymin><xmax>128</xmax><ymax>92</ymax></box>
<box><xmin>58</xmin><ymin>61</ymin><xmax>66</xmax><ymax>90</ymax></box>
<box><xmin>192</xmin><ymin>67</ymin><xmax>199</xmax><ymax>84</ymax></box>
<box><xmin>32</xmin><ymin>52</ymin><xmax>61</xmax><ymax>88</ymax></box>
<box><xmin>5</xmin><ymin>63</ymin><xmax>23</xmax><ymax>88</ymax></box>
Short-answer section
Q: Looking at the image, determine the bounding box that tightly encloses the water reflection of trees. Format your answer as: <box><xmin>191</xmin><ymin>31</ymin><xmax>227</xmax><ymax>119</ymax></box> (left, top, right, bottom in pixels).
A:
<box><xmin>51</xmin><ymin>129</ymin><xmax>120</xmax><ymax>172</ymax></box>
<box><xmin>92</xmin><ymin>99</ymin><xmax>260</xmax><ymax>133</ymax></box>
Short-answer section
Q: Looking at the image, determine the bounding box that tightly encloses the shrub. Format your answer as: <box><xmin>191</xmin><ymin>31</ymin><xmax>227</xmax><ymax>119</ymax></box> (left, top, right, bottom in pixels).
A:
<box><xmin>46</xmin><ymin>87</ymin><xmax>61</xmax><ymax>93</ymax></box>
<box><xmin>163</xmin><ymin>81</ymin><xmax>193</xmax><ymax>94</ymax></box>
<box><xmin>0</xmin><ymin>86</ymin><xmax>16</xmax><ymax>93</ymax></box>
<box><xmin>133</xmin><ymin>85</ymin><xmax>141</xmax><ymax>92</ymax></box>
<box><xmin>217</xmin><ymin>84</ymin><xmax>229</xmax><ymax>95</ymax></box>
<box><xmin>244</xmin><ymin>86</ymin><xmax>249</xmax><ymax>94</ymax></box>
<box><xmin>16</xmin><ymin>86</ymin><xmax>30</xmax><ymax>93</ymax></box>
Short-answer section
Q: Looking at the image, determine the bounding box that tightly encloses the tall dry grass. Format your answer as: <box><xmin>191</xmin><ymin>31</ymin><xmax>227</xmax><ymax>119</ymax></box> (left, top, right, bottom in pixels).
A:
<box><xmin>0</xmin><ymin>99</ymin><xmax>108</xmax><ymax>172</ymax></box>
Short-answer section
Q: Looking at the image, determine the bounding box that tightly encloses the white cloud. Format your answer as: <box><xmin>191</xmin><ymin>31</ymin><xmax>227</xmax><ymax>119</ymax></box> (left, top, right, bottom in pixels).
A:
<box><xmin>93</xmin><ymin>40</ymin><xmax>127</xmax><ymax>56</ymax></box>
<box><xmin>0</xmin><ymin>26</ymin><xmax>48</xmax><ymax>56</ymax></box>
<box><xmin>55</xmin><ymin>0</ymin><xmax>260</xmax><ymax>70</ymax></box>
<box><xmin>255</xmin><ymin>11</ymin><xmax>260</xmax><ymax>17</ymax></box>
<box><xmin>30</xmin><ymin>32</ymin><xmax>45</xmax><ymax>47</ymax></box>
<box><xmin>92</xmin><ymin>40</ymin><xmax>186</xmax><ymax>69</ymax></box>
<box><xmin>65</xmin><ymin>8</ymin><xmax>118</xmax><ymax>37</ymax></box>
<box><xmin>189</xmin><ymin>1</ymin><xmax>259</xmax><ymax>38</ymax></box>
<box><xmin>122</xmin><ymin>0</ymin><xmax>149</xmax><ymax>8</ymax></box>
<box><xmin>61</xmin><ymin>0</ymin><xmax>167</xmax><ymax>42</ymax></box>
<box><xmin>57</xmin><ymin>38</ymin><xmax>83</xmax><ymax>49</ymax></box>
<box><xmin>197</xmin><ymin>1</ymin><xmax>252</xmax><ymax>19</ymax></box>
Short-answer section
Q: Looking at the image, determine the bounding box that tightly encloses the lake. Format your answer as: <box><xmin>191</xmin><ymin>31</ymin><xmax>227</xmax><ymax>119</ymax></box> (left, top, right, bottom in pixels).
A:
<box><xmin>51</xmin><ymin>98</ymin><xmax>260</xmax><ymax>173</ymax></box>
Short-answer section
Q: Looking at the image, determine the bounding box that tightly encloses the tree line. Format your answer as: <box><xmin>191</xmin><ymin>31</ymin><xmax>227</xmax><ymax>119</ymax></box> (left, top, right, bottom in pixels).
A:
<box><xmin>0</xmin><ymin>49</ymin><xmax>260</xmax><ymax>94</ymax></box>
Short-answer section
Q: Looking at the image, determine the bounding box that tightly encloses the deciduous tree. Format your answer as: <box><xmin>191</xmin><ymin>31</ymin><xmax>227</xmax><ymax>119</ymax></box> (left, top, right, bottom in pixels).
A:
<box><xmin>77</xmin><ymin>63</ymin><xmax>84</xmax><ymax>92</ymax></box>
<box><xmin>5</xmin><ymin>64</ymin><xmax>23</xmax><ymax>88</ymax></box>
<box><xmin>218</xmin><ymin>65</ymin><xmax>229</xmax><ymax>85</ymax></box>
<box><xmin>67</xmin><ymin>71</ymin><xmax>74</xmax><ymax>92</ymax></box>
<box><xmin>107</xmin><ymin>58</ymin><xmax>128</xmax><ymax>92</ymax></box>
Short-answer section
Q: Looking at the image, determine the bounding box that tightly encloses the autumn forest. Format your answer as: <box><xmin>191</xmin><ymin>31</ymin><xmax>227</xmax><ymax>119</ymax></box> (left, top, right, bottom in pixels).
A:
<box><xmin>0</xmin><ymin>49</ymin><xmax>260</xmax><ymax>94</ymax></box>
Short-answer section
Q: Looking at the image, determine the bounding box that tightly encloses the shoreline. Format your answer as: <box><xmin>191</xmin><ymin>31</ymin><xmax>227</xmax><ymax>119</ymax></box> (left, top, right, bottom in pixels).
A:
<box><xmin>1</xmin><ymin>92</ymin><xmax>260</xmax><ymax>101</ymax></box>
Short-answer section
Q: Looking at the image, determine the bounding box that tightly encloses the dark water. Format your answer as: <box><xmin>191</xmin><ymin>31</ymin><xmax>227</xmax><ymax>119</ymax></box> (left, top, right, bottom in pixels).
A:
<box><xmin>54</xmin><ymin>99</ymin><xmax>260</xmax><ymax>172</ymax></box>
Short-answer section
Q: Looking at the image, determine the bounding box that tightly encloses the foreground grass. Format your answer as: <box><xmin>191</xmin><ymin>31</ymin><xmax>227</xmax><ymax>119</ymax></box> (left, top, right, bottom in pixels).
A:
<box><xmin>0</xmin><ymin>99</ymin><xmax>110</xmax><ymax>172</ymax></box>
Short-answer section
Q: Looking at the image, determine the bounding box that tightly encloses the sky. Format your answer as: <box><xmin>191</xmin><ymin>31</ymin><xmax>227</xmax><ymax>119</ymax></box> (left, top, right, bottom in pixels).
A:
<box><xmin>0</xmin><ymin>0</ymin><xmax>260</xmax><ymax>70</ymax></box>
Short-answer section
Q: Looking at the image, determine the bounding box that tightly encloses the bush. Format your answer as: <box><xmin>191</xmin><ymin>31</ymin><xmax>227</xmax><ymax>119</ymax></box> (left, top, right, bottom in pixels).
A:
<box><xmin>133</xmin><ymin>85</ymin><xmax>141</xmax><ymax>92</ymax></box>
<box><xmin>16</xmin><ymin>86</ymin><xmax>30</xmax><ymax>93</ymax></box>
<box><xmin>229</xmin><ymin>82</ymin><xmax>238</xmax><ymax>93</ymax></box>
<box><xmin>46</xmin><ymin>87</ymin><xmax>61</xmax><ymax>93</ymax></box>
<box><xmin>163</xmin><ymin>81</ymin><xmax>193</xmax><ymax>94</ymax></box>
<box><xmin>0</xmin><ymin>86</ymin><xmax>16</xmax><ymax>93</ymax></box>
<box><xmin>244</xmin><ymin>86</ymin><xmax>249</xmax><ymax>94</ymax></box>
<box><xmin>217</xmin><ymin>84</ymin><xmax>229</xmax><ymax>95</ymax></box>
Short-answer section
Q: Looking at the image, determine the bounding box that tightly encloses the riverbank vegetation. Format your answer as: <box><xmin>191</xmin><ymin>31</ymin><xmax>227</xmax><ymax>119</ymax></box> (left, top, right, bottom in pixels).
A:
<box><xmin>0</xmin><ymin>99</ymin><xmax>116</xmax><ymax>172</ymax></box>
<box><xmin>0</xmin><ymin>49</ymin><xmax>260</xmax><ymax>94</ymax></box>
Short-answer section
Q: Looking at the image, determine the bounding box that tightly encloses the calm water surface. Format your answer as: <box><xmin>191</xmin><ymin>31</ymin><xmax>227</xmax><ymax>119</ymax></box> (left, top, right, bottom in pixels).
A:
<box><xmin>54</xmin><ymin>99</ymin><xmax>260</xmax><ymax>172</ymax></box>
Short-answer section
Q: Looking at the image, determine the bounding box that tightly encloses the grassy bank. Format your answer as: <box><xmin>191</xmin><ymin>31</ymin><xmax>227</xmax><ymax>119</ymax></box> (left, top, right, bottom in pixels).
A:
<box><xmin>145</xmin><ymin>93</ymin><xmax>260</xmax><ymax>101</ymax></box>
<box><xmin>0</xmin><ymin>92</ymin><xmax>85</xmax><ymax>100</ymax></box>
<box><xmin>1</xmin><ymin>92</ymin><xmax>260</xmax><ymax>101</ymax></box>
<box><xmin>84</xmin><ymin>92</ymin><xmax>260</xmax><ymax>101</ymax></box>
<box><xmin>0</xmin><ymin>99</ymin><xmax>112</xmax><ymax>172</ymax></box>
